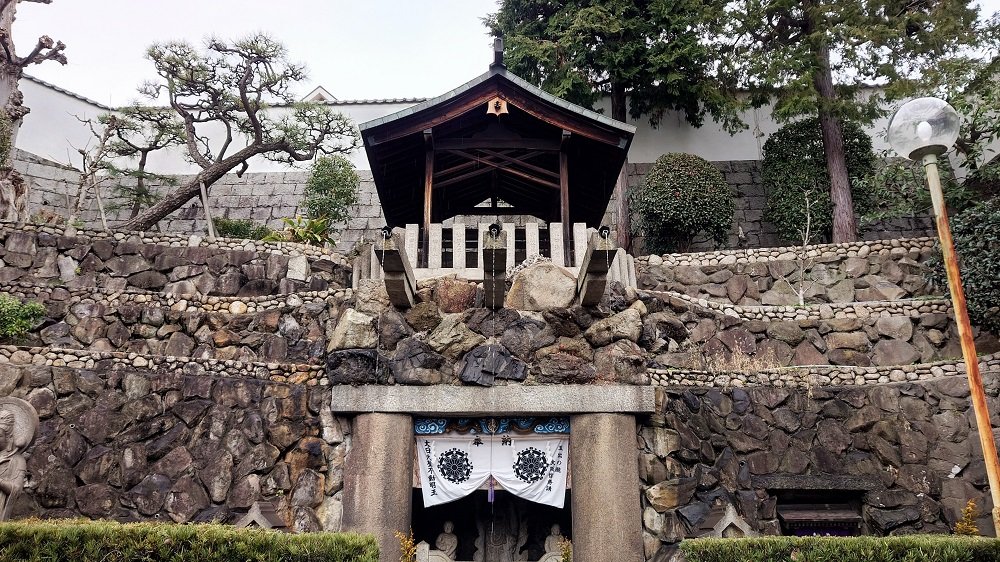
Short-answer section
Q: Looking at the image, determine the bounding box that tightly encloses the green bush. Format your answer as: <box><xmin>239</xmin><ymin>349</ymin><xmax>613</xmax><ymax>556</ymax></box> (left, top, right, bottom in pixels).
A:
<box><xmin>680</xmin><ymin>535</ymin><xmax>1000</xmax><ymax>562</ymax></box>
<box><xmin>762</xmin><ymin>117</ymin><xmax>877</xmax><ymax>243</ymax></box>
<box><xmin>0</xmin><ymin>294</ymin><xmax>45</xmax><ymax>339</ymax></box>
<box><xmin>928</xmin><ymin>197</ymin><xmax>1000</xmax><ymax>334</ymax></box>
<box><xmin>212</xmin><ymin>217</ymin><xmax>273</xmax><ymax>240</ymax></box>
<box><xmin>303</xmin><ymin>155</ymin><xmax>360</xmax><ymax>234</ymax></box>
<box><xmin>630</xmin><ymin>153</ymin><xmax>735</xmax><ymax>253</ymax></box>
<box><xmin>0</xmin><ymin>519</ymin><xmax>378</xmax><ymax>562</ymax></box>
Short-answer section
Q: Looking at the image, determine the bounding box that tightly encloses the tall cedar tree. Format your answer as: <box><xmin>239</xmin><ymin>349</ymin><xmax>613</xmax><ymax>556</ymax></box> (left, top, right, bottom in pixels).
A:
<box><xmin>486</xmin><ymin>0</ymin><xmax>741</xmax><ymax>249</ymax></box>
<box><xmin>0</xmin><ymin>0</ymin><xmax>67</xmax><ymax>223</ymax></box>
<box><xmin>719</xmin><ymin>0</ymin><xmax>983</xmax><ymax>242</ymax></box>
<box><xmin>120</xmin><ymin>34</ymin><xmax>359</xmax><ymax>231</ymax></box>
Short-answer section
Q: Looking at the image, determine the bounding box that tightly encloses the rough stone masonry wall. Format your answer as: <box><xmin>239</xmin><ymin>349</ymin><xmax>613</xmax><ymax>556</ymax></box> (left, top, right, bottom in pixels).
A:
<box><xmin>639</xmin><ymin>378</ymin><xmax>1000</xmax><ymax>560</ymax></box>
<box><xmin>0</xmin><ymin>224</ymin><xmax>351</xmax><ymax>297</ymax></box>
<box><xmin>636</xmin><ymin>238</ymin><xmax>938</xmax><ymax>306</ymax></box>
<box><xmin>0</xmin><ymin>350</ymin><xmax>350</xmax><ymax>531</ymax></box>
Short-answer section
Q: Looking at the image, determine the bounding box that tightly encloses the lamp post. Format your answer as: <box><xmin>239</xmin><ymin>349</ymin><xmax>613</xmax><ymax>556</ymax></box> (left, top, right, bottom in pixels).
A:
<box><xmin>888</xmin><ymin>97</ymin><xmax>1000</xmax><ymax>531</ymax></box>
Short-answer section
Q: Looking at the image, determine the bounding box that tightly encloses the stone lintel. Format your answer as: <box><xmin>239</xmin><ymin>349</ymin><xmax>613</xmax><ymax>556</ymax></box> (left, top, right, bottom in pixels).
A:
<box><xmin>330</xmin><ymin>384</ymin><xmax>655</xmax><ymax>415</ymax></box>
<box><xmin>752</xmin><ymin>474</ymin><xmax>880</xmax><ymax>491</ymax></box>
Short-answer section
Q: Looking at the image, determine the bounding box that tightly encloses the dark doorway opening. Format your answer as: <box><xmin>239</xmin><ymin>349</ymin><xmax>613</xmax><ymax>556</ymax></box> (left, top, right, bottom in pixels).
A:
<box><xmin>411</xmin><ymin>488</ymin><xmax>572</xmax><ymax>561</ymax></box>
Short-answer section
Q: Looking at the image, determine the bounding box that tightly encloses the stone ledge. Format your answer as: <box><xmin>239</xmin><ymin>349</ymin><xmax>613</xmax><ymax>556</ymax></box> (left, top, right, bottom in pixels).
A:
<box><xmin>0</xmin><ymin>345</ymin><xmax>326</xmax><ymax>385</ymax></box>
<box><xmin>643</xmin><ymin>289</ymin><xmax>951</xmax><ymax>321</ymax></box>
<box><xmin>329</xmin><ymin>384</ymin><xmax>656</xmax><ymax>415</ymax></box>
<box><xmin>0</xmin><ymin>222</ymin><xmax>350</xmax><ymax>264</ymax></box>
<box><xmin>648</xmin><ymin>351</ymin><xmax>1000</xmax><ymax>388</ymax></box>
<box><xmin>638</xmin><ymin>237</ymin><xmax>935</xmax><ymax>267</ymax></box>
<box><xmin>0</xmin><ymin>280</ymin><xmax>351</xmax><ymax>314</ymax></box>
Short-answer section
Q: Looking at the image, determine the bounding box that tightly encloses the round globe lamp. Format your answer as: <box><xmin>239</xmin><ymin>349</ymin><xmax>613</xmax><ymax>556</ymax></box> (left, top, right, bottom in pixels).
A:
<box><xmin>889</xmin><ymin>97</ymin><xmax>1000</xmax><ymax>531</ymax></box>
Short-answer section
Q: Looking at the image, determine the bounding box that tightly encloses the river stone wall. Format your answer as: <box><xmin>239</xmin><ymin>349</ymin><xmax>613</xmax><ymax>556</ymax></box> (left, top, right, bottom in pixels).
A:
<box><xmin>639</xmin><ymin>378</ymin><xmax>1000</xmax><ymax>560</ymax></box>
<box><xmin>636</xmin><ymin>237</ymin><xmax>938</xmax><ymax>306</ymax></box>
<box><xmin>0</xmin><ymin>224</ymin><xmax>351</xmax><ymax>297</ymax></box>
<box><xmin>0</xmin><ymin>349</ymin><xmax>349</xmax><ymax>530</ymax></box>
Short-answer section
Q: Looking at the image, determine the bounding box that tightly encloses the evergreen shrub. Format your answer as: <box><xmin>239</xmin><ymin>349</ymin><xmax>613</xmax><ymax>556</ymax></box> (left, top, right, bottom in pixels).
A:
<box><xmin>762</xmin><ymin>117</ymin><xmax>877</xmax><ymax>243</ymax></box>
<box><xmin>630</xmin><ymin>152</ymin><xmax>734</xmax><ymax>253</ymax></box>
<box><xmin>212</xmin><ymin>217</ymin><xmax>272</xmax><ymax>240</ymax></box>
<box><xmin>928</xmin><ymin>198</ymin><xmax>1000</xmax><ymax>334</ymax></box>
<box><xmin>0</xmin><ymin>520</ymin><xmax>378</xmax><ymax>562</ymax></box>
<box><xmin>680</xmin><ymin>535</ymin><xmax>1000</xmax><ymax>561</ymax></box>
<box><xmin>303</xmin><ymin>155</ymin><xmax>360</xmax><ymax>234</ymax></box>
<box><xmin>0</xmin><ymin>294</ymin><xmax>45</xmax><ymax>339</ymax></box>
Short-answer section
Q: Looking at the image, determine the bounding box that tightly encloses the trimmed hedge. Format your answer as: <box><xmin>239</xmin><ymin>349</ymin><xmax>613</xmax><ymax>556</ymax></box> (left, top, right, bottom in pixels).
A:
<box><xmin>680</xmin><ymin>535</ymin><xmax>1000</xmax><ymax>562</ymax></box>
<box><xmin>0</xmin><ymin>520</ymin><xmax>378</xmax><ymax>562</ymax></box>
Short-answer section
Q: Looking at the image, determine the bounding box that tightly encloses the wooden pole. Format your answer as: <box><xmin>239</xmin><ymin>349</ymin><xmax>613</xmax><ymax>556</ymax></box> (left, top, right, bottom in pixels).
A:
<box><xmin>560</xmin><ymin>130</ymin><xmax>571</xmax><ymax>264</ymax></box>
<box><xmin>90</xmin><ymin>177</ymin><xmax>109</xmax><ymax>231</ymax></box>
<box><xmin>200</xmin><ymin>181</ymin><xmax>217</xmax><ymax>241</ymax></box>
<box><xmin>423</xmin><ymin>129</ymin><xmax>434</xmax><ymax>268</ymax></box>
<box><xmin>924</xmin><ymin>153</ymin><xmax>1000</xmax><ymax>532</ymax></box>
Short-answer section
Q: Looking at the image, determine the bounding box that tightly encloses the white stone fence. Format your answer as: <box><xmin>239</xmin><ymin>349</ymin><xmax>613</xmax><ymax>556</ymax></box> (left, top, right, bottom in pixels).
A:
<box><xmin>353</xmin><ymin>222</ymin><xmax>637</xmax><ymax>286</ymax></box>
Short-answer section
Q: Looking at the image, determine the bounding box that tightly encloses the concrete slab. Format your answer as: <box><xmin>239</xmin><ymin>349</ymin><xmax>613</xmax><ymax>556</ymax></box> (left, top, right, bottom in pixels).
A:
<box><xmin>329</xmin><ymin>384</ymin><xmax>655</xmax><ymax>415</ymax></box>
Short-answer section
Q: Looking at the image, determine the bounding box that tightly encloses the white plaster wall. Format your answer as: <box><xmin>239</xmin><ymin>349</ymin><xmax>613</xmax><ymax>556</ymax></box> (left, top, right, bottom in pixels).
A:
<box><xmin>18</xmin><ymin>77</ymin><xmax>109</xmax><ymax>166</ymax></box>
<box><xmin>19</xmin><ymin>76</ymin><xmax>1000</xmax><ymax>174</ymax></box>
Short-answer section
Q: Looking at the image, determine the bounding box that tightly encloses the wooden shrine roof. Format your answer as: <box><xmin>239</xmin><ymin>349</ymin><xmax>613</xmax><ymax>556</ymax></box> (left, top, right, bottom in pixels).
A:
<box><xmin>359</xmin><ymin>65</ymin><xmax>636</xmax><ymax>228</ymax></box>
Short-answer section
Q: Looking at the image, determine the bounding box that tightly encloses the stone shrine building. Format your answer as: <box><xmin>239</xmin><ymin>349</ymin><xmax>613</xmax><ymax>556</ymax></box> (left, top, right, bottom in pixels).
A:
<box><xmin>1</xmin><ymin>39</ymin><xmax>999</xmax><ymax>562</ymax></box>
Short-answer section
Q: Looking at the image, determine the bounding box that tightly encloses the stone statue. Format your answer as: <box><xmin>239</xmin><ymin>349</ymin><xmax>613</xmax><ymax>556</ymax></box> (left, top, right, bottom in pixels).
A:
<box><xmin>0</xmin><ymin>398</ymin><xmax>38</xmax><ymax>522</ymax></box>
<box><xmin>435</xmin><ymin>521</ymin><xmax>458</xmax><ymax>560</ymax></box>
<box><xmin>474</xmin><ymin>501</ymin><xmax>528</xmax><ymax>562</ymax></box>
<box><xmin>543</xmin><ymin>524</ymin><xmax>564</xmax><ymax>554</ymax></box>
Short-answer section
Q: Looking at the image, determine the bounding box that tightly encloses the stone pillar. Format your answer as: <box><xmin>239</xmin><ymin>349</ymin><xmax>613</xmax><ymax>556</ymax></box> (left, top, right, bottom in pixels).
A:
<box><xmin>570</xmin><ymin>413</ymin><xmax>643</xmax><ymax>562</ymax></box>
<box><xmin>342</xmin><ymin>413</ymin><xmax>414</xmax><ymax>562</ymax></box>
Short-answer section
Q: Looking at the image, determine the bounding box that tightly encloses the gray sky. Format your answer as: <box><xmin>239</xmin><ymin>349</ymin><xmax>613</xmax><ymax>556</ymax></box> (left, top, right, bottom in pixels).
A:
<box><xmin>16</xmin><ymin>0</ymin><xmax>1000</xmax><ymax>107</ymax></box>
<box><xmin>18</xmin><ymin>0</ymin><xmax>501</xmax><ymax>106</ymax></box>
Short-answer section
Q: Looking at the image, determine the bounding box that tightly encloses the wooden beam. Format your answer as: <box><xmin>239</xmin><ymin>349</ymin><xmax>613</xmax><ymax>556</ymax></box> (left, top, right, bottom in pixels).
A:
<box><xmin>435</xmin><ymin>137</ymin><xmax>560</xmax><ymax>151</ymax></box>
<box><xmin>560</xmin><ymin>130</ymin><xmax>572</xmax><ymax>263</ymax></box>
<box><xmin>444</xmin><ymin>149</ymin><xmax>560</xmax><ymax>190</ymax></box>
<box><xmin>423</xmin><ymin>129</ymin><xmax>434</xmax><ymax>268</ymax></box>
<box><xmin>479</xmin><ymin>149</ymin><xmax>559</xmax><ymax>180</ymax></box>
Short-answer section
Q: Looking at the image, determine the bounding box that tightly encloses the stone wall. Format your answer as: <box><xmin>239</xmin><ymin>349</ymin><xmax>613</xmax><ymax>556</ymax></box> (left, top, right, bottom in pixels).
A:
<box><xmin>0</xmin><ymin>225</ymin><xmax>351</xmax><ymax>297</ymax></box>
<box><xmin>639</xmin><ymin>378</ymin><xmax>1000</xmax><ymax>560</ymax></box>
<box><xmin>19</xmin><ymin>150</ymin><xmax>937</xmax><ymax>255</ymax></box>
<box><xmin>637</xmin><ymin>238</ymin><xmax>938</xmax><ymax>306</ymax></box>
<box><xmin>0</xmin><ymin>348</ymin><xmax>349</xmax><ymax>531</ymax></box>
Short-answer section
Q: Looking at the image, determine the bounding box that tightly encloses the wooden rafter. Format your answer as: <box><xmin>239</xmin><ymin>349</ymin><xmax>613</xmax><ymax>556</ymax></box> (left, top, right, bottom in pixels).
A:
<box><xmin>442</xmin><ymin>149</ymin><xmax>559</xmax><ymax>190</ymax></box>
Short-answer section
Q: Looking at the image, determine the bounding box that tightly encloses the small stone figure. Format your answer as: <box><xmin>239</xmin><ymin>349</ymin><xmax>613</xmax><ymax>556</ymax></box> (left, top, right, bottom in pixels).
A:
<box><xmin>543</xmin><ymin>524</ymin><xmax>564</xmax><ymax>554</ymax></box>
<box><xmin>0</xmin><ymin>398</ymin><xmax>39</xmax><ymax>522</ymax></box>
<box><xmin>435</xmin><ymin>520</ymin><xmax>458</xmax><ymax>560</ymax></box>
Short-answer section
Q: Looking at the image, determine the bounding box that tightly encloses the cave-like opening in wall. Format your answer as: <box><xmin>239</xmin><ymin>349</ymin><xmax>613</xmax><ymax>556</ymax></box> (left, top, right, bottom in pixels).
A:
<box><xmin>411</xmin><ymin>416</ymin><xmax>572</xmax><ymax>562</ymax></box>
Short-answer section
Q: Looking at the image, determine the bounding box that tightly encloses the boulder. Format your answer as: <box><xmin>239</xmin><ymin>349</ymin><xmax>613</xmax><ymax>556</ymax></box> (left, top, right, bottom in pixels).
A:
<box><xmin>286</xmin><ymin>255</ymin><xmax>310</xmax><ymax>281</ymax></box>
<box><xmin>128</xmin><ymin>270</ymin><xmax>168</xmax><ymax>290</ymax></box>
<box><xmin>427</xmin><ymin>314</ymin><xmax>485</xmax><ymax>359</ymax></box>
<box><xmin>765</xmin><ymin>322</ymin><xmax>805</xmax><ymax>345</ymax></box>
<box><xmin>584</xmin><ymin>307</ymin><xmax>642</xmax><ymax>347</ymax></box>
<box><xmin>128</xmin><ymin>474</ymin><xmax>173</xmax><ymax>516</ymax></box>
<box><xmin>391</xmin><ymin>337</ymin><xmax>446</xmax><ymax>385</ymax></box>
<box><xmin>505</xmin><ymin>261</ymin><xmax>577</xmax><ymax>310</ymax></box>
<box><xmin>404</xmin><ymin>302</ymin><xmax>443</xmax><ymax>332</ymax></box>
<box><xmin>875</xmin><ymin>317</ymin><xmax>914</xmax><ymax>341</ymax></box>
<box><xmin>645</xmin><ymin>478</ymin><xmax>697</xmax><ymax>512</ymax></box>
<box><xmin>872</xmin><ymin>340</ymin><xmax>921</xmax><ymax>366</ymax></box>
<box><xmin>434</xmin><ymin>276</ymin><xmax>478</xmax><ymax>313</ymax></box>
<box><xmin>326</xmin><ymin>349</ymin><xmax>384</xmax><ymax>384</ymax></box>
<box><xmin>327</xmin><ymin>308</ymin><xmax>377</xmax><ymax>351</ymax></box>
<box><xmin>594</xmin><ymin>340</ymin><xmax>647</xmax><ymax>384</ymax></box>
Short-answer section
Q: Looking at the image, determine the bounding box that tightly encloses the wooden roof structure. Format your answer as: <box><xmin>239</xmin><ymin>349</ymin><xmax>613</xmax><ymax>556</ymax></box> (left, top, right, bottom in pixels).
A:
<box><xmin>359</xmin><ymin>40</ymin><xmax>635</xmax><ymax>261</ymax></box>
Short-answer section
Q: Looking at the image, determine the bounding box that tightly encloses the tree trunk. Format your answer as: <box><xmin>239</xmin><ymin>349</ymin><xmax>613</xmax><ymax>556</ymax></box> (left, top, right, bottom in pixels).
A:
<box><xmin>813</xmin><ymin>44</ymin><xmax>857</xmax><ymax>243</ymax></box>
<box><xmin>609</xmin><ymin>81</ymin><xmax>632</xmax><ymax>250</ymax></box>
<box><xmin>121</xmin><ymin>167</ymin><xmax>228</xmax><ymax>231</ymax></box>
<box><xmin>0</xmin><ymin>1</ymin><xmax>27</xmax><ymax>223</ymax></box>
